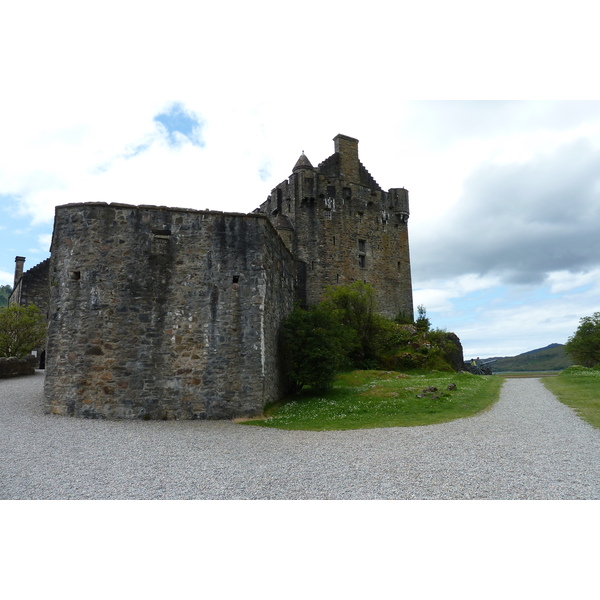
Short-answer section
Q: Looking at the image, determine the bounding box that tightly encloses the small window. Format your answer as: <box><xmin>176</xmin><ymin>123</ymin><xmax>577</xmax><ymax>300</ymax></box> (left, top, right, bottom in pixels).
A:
<box><xmin>357</xmin><ymin>212</ymin><xmax>364</xmax><ymax>223</ymax></box>
<box><xmin>232</xmin><ymin>275</ymin><xmax>240</xmax><ymax>284</ymax></box>
<box><xmin>327</xmin><ymin>185</ymin><xmax>336</xmax><ymax>198</ymax></box>
<box><xmin>324</xmin><ymin>209</ymin><xmax>332</xmax><ymax>220</ymax></box>
<box><xmin>70</xmin><ymin>271</ymin><xmax>81</xmax><ymax>281</ymax></box>
<box><xmin>332</xmin><ymin>236</ymin><xmax>336</xmax><ymax>246</ymax></box>
<box><xmin>358</xmin><ymin>239</ymin><xmax>366</xmax><ymax>268</ymax></box>
<box><xmin>152</xmin><ymin>230</ymin><xmax>171</xmax><ymax>255</ymax></box>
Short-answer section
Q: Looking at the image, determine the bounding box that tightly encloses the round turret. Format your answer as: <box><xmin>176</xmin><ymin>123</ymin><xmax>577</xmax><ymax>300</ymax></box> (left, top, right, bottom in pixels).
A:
<box><xmin>292</xmin><ymin>152</ymin><xmax>314</xmax><ymax>172</ymax></box>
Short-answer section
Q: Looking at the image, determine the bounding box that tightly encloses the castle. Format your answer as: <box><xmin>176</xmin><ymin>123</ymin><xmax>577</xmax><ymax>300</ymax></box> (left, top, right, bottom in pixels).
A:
<box><xmin>18</xmin><ymin>134</ymin><xmax>413</xmax><ymax>419</ymax></box>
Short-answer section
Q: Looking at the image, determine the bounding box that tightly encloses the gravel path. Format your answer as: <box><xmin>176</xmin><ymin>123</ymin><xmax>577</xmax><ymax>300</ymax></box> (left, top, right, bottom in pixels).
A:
<box><xmin>2</xmin><ymin>372</ymin><xmax>599</xmax><ymax>499</ymax></box>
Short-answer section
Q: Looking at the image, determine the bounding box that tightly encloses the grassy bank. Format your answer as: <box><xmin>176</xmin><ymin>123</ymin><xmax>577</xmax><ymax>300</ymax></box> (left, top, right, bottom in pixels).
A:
<box><xmin>542</xmin><ymin>366</ymin><xmax>600</xmax><ymax>430</ymax></box>
<box><xmin>241</xmin><ymin>370</ymin><xmax>504</xmax><ymax>431</ymax></box>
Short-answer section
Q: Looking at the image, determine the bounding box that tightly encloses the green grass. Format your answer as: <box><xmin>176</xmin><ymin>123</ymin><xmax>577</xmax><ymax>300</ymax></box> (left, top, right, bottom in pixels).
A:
<box><xmin>241</xmin><ymin>370</ymin><xmax>505</xmax><ymax>431</ymax></box>
<box><xmin>542</xmin><ymin>365</ymin><xmax>600</xmax><ymax>430</ymax></box>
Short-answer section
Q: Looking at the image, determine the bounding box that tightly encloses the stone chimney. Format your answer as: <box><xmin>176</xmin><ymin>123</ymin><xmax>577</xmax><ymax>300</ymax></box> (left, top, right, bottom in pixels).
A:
<box><xmin>333</xmin><ymin>134</ymin><xmax>360</xmax><ymax>183</ymax></box>
<box><xmin>14</xmin><ymin>256</ymin><xmax>25</xmax><ymax>288</ymax></box>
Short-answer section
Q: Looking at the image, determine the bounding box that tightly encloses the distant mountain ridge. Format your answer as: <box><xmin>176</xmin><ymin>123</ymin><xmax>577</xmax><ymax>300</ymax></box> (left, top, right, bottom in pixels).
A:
<box><xmin>485</xmin><ymin>343</ymin><xmax>574</xmax><ymax>372</ymax></box>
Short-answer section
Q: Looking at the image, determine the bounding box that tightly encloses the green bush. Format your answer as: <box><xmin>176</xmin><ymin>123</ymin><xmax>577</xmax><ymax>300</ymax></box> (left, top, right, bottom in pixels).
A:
<box><xmin>565</xmin><ymin>312</ymin><xmax>600</xmax><ymax>367</ymax></box>
<box><xmin>279</xmin><ymin>284</ymin><xmax>463</xmax><ymax>390</ymax></box>
<box><xmin>0</xmin><ymin>304</ymin><xmax>46</xmax><ymax>358</ymax></box>
<box><xmin>280</xmin><ymin>306</ymin><xmax>349</xmax><ymax>393</ymax></box>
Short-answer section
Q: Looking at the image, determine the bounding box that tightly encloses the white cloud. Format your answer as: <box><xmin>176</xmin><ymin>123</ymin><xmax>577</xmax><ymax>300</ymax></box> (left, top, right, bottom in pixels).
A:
<box><xmin>546</xmin><ymin>269</ymin><xmax>600</xmax><ymax>294</ymax></box>
<box><xmin>414</xmin><ymin>274</ymin><xmax>503</xmax><ymax>314</ymax></box>
<box><xmin>0</xmin><ymin>270</ymin><xmax>14</xmax><ymax>286</ymax></box>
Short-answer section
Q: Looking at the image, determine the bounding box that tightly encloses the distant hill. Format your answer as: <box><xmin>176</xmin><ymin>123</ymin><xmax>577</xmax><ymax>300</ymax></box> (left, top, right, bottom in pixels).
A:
<box><xmin>486</xmin><ymin>343</ymin><xmax>575</xmax><ymax>372</ymax></box>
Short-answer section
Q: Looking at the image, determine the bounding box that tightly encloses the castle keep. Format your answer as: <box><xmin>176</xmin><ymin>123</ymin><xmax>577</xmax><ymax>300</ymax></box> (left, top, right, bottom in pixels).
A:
<box><xmin>259</xmin><ymin>134</ymin><xmax>412</xmax><ymax>318</ymax></box>
<box><xmin>42</xmin><ymin>134</ymin><xmax>413</xmax><ymax>419</ymax></box>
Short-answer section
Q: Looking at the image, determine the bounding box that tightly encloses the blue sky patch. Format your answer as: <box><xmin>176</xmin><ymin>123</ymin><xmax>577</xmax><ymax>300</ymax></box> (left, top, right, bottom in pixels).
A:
<box><xmin>153</xmin><ymin>102</ymin><xmax>205</xmax><ymax>148</ymax></box>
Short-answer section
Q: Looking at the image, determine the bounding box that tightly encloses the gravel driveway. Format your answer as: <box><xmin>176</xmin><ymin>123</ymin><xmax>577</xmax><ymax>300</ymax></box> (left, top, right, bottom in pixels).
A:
<box><xmin>2</xmin><ymin>371</ymin><xmax>599</xmax><ymax>499</ymax></box>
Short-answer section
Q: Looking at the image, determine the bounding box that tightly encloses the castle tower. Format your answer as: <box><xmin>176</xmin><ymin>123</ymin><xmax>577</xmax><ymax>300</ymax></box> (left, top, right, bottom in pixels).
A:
<box><xmin>257</xmin><ymin>134</ymin><xmax>413</xmax><ymax>319</ymax></box>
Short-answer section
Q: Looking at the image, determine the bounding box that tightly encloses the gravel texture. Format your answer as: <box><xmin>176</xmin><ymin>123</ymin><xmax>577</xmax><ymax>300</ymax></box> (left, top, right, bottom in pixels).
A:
<box><xmin>2</xmin><ymin>371</ymin><xmax>599</xmax><ymax>499</ymax></box>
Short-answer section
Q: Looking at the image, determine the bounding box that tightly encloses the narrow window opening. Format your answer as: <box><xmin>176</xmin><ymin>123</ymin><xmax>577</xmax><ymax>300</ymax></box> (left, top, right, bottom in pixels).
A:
<box><xmin>357</xmin><ymin>212</ymin><xmax>364</xmax><ymax>223</ymax></box>
<box><xmin>358</xmin><ymin>239</ymin><xmax>366</xmax><ymax>268</ymax></box>
<box><xmin>232</xmin><ymin>275</ymin><xmax>240</xmax><ymax>284</ymax></box>
<box><xmin>70</xmin><ymin>271</ymin><xmax>81</xmax><ymax>281</ymax></box>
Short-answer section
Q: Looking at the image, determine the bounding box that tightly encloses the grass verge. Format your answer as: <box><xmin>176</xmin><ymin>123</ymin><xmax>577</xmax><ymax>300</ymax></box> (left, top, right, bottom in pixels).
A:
<box><xmin>241</xmin><ymin>370</ymin><xmax>505</xmax><ymax>431</ymax></box>
<box><xmin>542</xmin><ymin>366</ymin><xmax>600</xmax><ymax>430</ymax></box>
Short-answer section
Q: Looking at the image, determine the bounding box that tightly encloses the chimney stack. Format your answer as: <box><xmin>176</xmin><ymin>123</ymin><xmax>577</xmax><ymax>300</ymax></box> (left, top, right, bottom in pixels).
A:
<box><xmin>14</xmin><ymin>256</ymin><xmax>25</xmax><ymax>289</ymax></box>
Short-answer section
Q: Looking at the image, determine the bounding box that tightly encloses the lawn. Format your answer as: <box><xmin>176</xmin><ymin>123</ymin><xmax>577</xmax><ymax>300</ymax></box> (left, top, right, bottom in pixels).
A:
<box><xmin>542</xmin><ymin>366</ymin><xmax>600</xmax><ymax>430</ymax></box>
<box><xmin>241</xmin><ymin>370</ymin><xmax>505</xmax><ymax>431</ymax></box>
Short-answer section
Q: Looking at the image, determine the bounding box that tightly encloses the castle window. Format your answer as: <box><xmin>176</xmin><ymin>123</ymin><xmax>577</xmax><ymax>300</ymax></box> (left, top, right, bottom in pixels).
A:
<box><xmin>327</xmin><ymin>185</ymin><xmax>336</xmax><ymax>198</ymax></box>
<box><xmin>70</xmin><ymin>271</ymin><xmax>81</xmax><ymax>281</ymax></box>
<box><xmin>332</xmin><ymin>236</ymin><xmax>336</xmax><ymax>246</ymax></box>
<box><xmin>152</xmin><ymin>230</ymin><xmax>171</xmax><ymax>255</ymax></box>
<box><xmin>305</xmin><ymin>177</ymin><xmax>314</xmax><ymax>195</ymax></box>
<box><xmin>342</xmin><ymin>187</ymin><xmax>351</xmax><ymax>200</ymax></box>
<box><xmin>357</xmin><ymin>212</ymin><xmax>363</xmax><ymax>223</ymax></box>
<box><xmin>358</xmin><ymin>239</ymin><xmax>366</xmax><ymax>268</ymax></box>
<box><xmin>232</xmin><ymin>275</ymin><xmax>240</xmax><ymax>284</ymax></box>
<box><xmin>324</xmin><ymin>209</ymin><xmax>332</xmax><ymax>220</ymax></box>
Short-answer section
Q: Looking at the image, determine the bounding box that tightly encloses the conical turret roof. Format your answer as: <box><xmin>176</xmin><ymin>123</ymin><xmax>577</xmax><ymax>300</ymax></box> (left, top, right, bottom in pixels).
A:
<box><xmin>292</xmin><ymin>152</ymin><xmax>314</xmax><ymax>172</ymax></box>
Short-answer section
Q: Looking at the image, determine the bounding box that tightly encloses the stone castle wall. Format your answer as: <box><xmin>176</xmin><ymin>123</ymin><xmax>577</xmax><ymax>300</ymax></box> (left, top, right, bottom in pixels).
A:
<box><xmin>0</xmin><ymin>356</ymin><xmax>37</xmax><ymax>379</ymax></box>
<box><xmin>44</xmin><ymin>203</ymin><xmax>295</xmax><ymax>419</ymax></box>
<box><xmin>259</xmin><ymin>134</ymin><xmax>413</xmax><ymax>319</ymax></box>
<box><xmin>9</xmin><ymin>258</ymin><xmax>50</xmax><ymax>315</ymax></box>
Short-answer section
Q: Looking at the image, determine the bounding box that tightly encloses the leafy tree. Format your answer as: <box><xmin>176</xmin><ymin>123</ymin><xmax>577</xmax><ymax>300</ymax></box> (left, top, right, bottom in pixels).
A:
<box><xmin>415</xmin><ymin>304</ymin><xmax>431</xmax><ymax>331</ymax></box>
<box><xmin>0</xmin><ymin>284</ymin><xmax>12</xmax><ymax>308</ymax></box>
<box><xmin>565</xmin><ymin>312</ymin><xmax>600</xmax><ymax>367</ymax></box>
<box><xmin>321</xmin><ymin>281</ymin><xmax>380</xmax><ymax>365</ymax></box>
<box><xmin>0</xmin><ymin>304</ymin><xmax>46</xmax><ymax>358</ymax></box>
<box><xmin>280</xmin><ymin>306</ymin><xmax>349</xmax><ymax>392</ymax></box>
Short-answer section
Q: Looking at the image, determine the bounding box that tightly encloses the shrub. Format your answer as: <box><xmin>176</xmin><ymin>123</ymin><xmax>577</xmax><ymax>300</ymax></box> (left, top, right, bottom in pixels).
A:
<box><xmin>280</xmin><ymin>306</ymin><xmax>349</xmax><ymax>393</ymax></box>
<box><xmin>565</xmin><ymin>312</ymin><xmax>600</xmax><ymax>367</ymax></box>
<box><xmin>0</xmin><ymin>304</ymin><xmax>46</xmax><ymax>358</ymax></box>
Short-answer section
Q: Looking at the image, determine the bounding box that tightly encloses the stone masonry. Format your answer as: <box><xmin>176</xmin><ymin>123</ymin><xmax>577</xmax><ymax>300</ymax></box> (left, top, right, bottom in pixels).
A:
<box><xmin>42</xmin><ymin>134</ymin><xmax>414</xmax><ymax>419</ymax></box>
<box><xmin>44</xmin><ymin>204</ymin><xmax>295</xmax><ymax>419</ymax></box>
<box><xmin>258</xmin><ymin>134</ymin><xmax>413</xmax><ymax>319</ymax></box>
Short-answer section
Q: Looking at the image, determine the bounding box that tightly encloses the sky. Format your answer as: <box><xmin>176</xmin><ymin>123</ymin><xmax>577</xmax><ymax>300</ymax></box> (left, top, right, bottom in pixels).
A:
<box><xmin>1</xmin><ymin>0</ymin><xmax>599</xmax><ymax>359</ymax></box>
